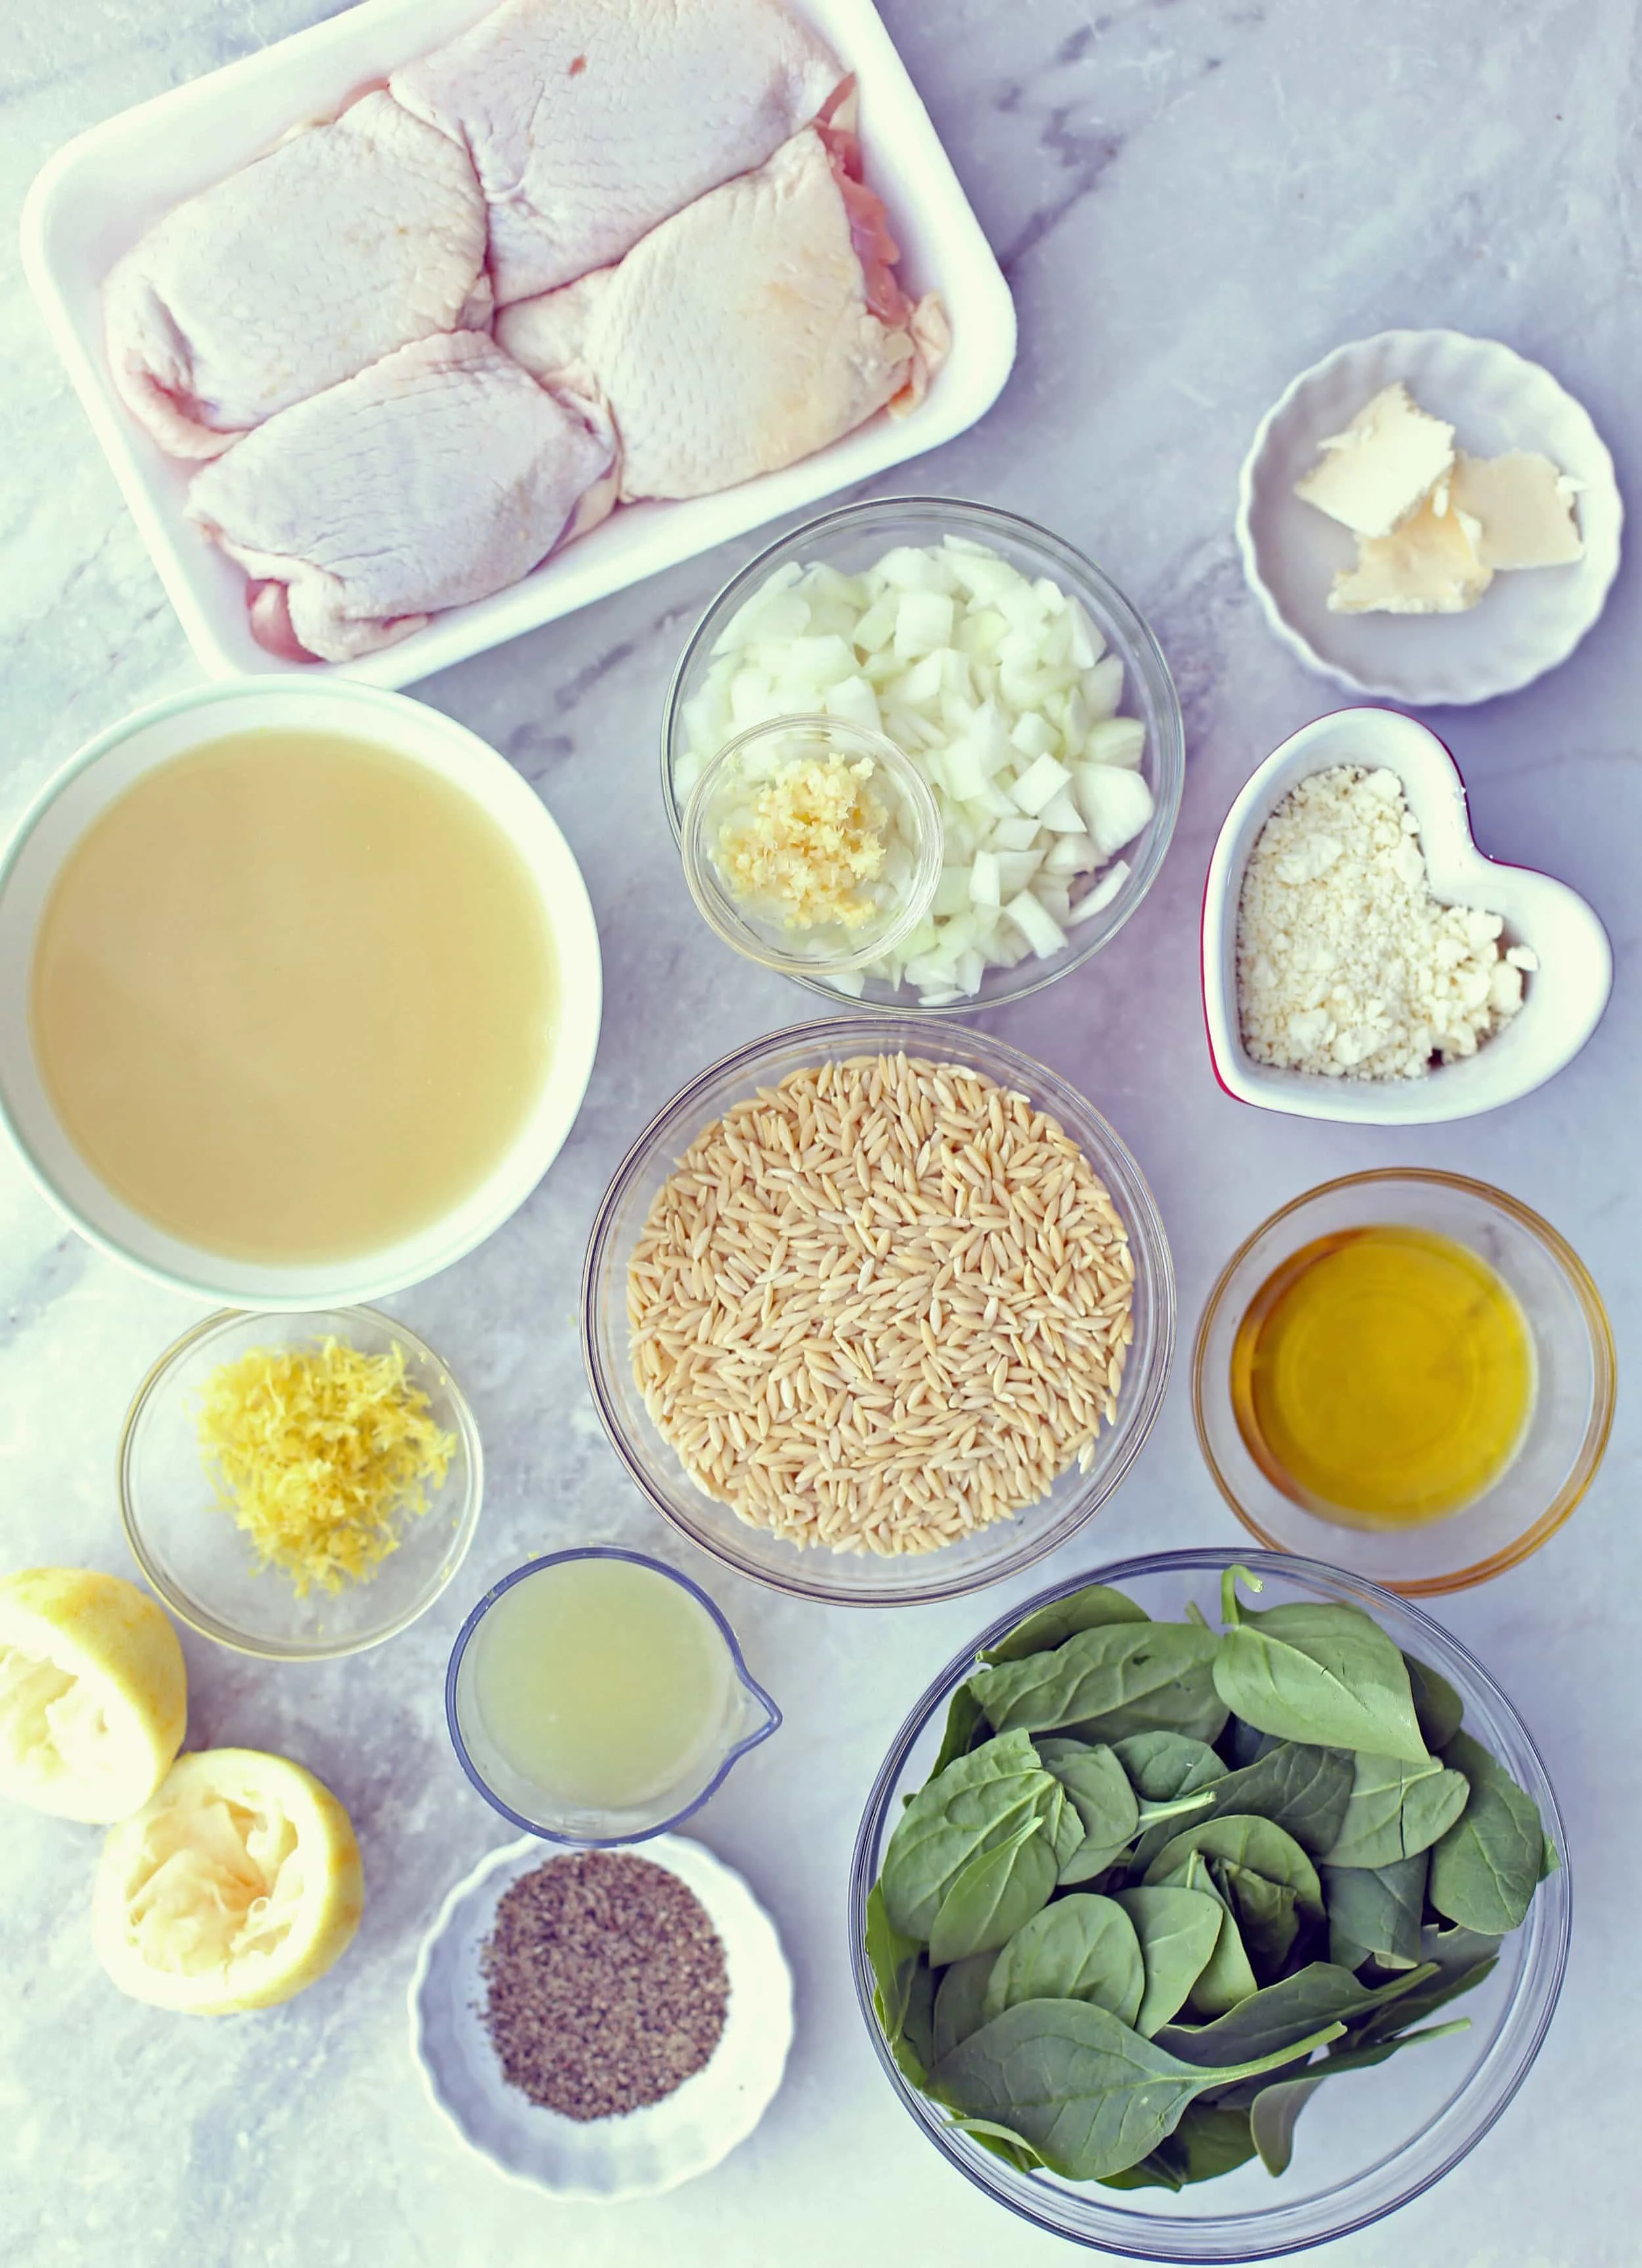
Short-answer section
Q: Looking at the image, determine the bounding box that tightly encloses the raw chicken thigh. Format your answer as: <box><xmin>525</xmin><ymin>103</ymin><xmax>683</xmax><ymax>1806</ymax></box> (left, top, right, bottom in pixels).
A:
<box><xmin>187</xmin><ymin>332</ymin><xmax>615</xmax><ymax>661</ymax></box>
<box><xmin>103</xmin><ymin>92</ymin><xmax>491</xmax><ymax>461</ymax></box>
<box><xmin>497</xmin><ymin>125</ymin><xmax>949</xmax><ymax>500</ymax></box>
<box><xmin>391</xmin><ymin>0</ymin><xmax>842</xmax><ymax>303</ymax></box>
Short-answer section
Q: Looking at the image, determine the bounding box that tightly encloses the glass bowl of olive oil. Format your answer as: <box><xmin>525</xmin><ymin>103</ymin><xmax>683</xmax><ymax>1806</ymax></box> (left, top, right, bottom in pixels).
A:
<box><xmin>1192</xmin><ymin>1170</ymin><xmax>1614</xmax><ymax>1595</ymax></box>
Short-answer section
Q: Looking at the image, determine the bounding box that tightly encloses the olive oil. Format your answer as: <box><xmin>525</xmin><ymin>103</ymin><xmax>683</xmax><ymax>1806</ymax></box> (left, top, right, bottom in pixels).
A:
<box><xmin>1231</xmin><ymin>1225</ymin><xmax>1534</xmax><ymax>1528</ymax></box>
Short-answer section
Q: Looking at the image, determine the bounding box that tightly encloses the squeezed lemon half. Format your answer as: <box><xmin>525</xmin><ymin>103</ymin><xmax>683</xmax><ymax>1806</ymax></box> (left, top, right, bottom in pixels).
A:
<box><xmin>93</xmin><ymin>1748</ymin><xmax>363</xmax><ymax>2014</ymax></box>
<box><xmin>0</xmin><ymin>1568</ymin><xmax>187</xmax><ymax>1823</ymax></box>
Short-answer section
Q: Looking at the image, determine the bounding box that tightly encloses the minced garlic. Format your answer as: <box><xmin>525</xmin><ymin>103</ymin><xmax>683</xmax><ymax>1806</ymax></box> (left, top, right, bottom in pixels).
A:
<box><xmin>196</xmin><ymin>1339</ymin><xmax>456</xmax><ymax>1596</ymax></box>
<box><xmin>715</xmin><ymin>755</ymin><xmax>889</xmax><ymax>931</ymax></box>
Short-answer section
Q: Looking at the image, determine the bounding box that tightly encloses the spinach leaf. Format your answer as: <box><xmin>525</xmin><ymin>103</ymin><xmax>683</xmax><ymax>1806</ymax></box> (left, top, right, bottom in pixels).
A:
<box><xmin>1095</xmin><ymin>2153</ymin><xmax>1184</xmax><ymax>2192</ymax></box>
<box><xmin>1111</xmin><ymin>1731</ymin><xmax>1228</xmax><ymax>1802</ymax></box>
<box><xmin>1320</xmin><ymin>1752</ymin><xmax>1471</xmax><ymax>1870</ymax></box>
<box><xmin>1040</xmin><ymin>1780</ymin><xmax>1090</xmax><ymax>1878</ymax></box>
<box><xmin>1103</xmin><ymin>2102</ymin><xmax>1258</xmax><ymax>2187</ymax></box>
<box><xmin>864</xmin><ymin>1882</ymin><xmax>925</xmax><ymax>2053</ymax></box>
<box><xmin>1427</xmin><ymin>1731</ymin><xmax>1545</xmax><ymax>1935</ymax></box>
<box><xmin>982</xmin><ymin>1894</ymin><xmax>1145</xmax><ymax>2030</ymax></box>
<box><xmin>1071</xmin><ymin>1657</ymin><xmax>1230</xmax><ymax>1746</ymax></box>
<box><xmin>1405</xmin><ymin>1653</ymin><xmax>1464</xmax><ymax>1752</ymax></box>
<box><xmin>981</xmin><ymin>1584</ymin><xmax>1149</xmax><ymax>1664</ymax></box>
<box><xmin>1225</xmin><ymin>1718</ymin><xmax>1279</xmax><ymax>1769</ymax></box>
<box><xmin>1213</xmin><ymin>1572</ymin><xmax>1429</xmax><ymax>1765</ymax></box>
<box><xmin>1354</xmin><ymin>1936</ymin><xmax>1498</xmax><ymax>2046</ymax></box>
<box><xmin>1215</xmin><ymin>1859</ymin><xmax>1299</xmax><ymax>1975</ymax></box>
<box><xmin>1153</xmin><ymin>1959</ymin><xmax>1437</xmax><ymax>2066</ymax></box>
<box><xmin>1423</xmin><ymin>1919</ymin><xmax>1505</xmax><ymax>1973</ymax></box>
<box><xmin>1176</xmin><ymin>1851</ymin><xmax>1259</xmax><ymax>2017</ymax></box>
<box><xmin>932</xmin><ymin>1999</ymin><xmax>1344</xmax><ymax>2181</ymax></box>
<box><xmin>1163</xmin><ymin>2102</ymin><xmax>1260</xmax><ymax>2183</ymax></box>
<box><xmin>970</xmin><ymin>1622</ymin><xmax>1222</xmax><ymax>1740</ymax></box>
<box><xmin>1322</xmin><ymin>1852</ymin><xmax>1427</xmax><ymax>1970</ymax></box>
<box><xmin>1247</xmin><ymin>2021</ymin><xmax>1469</xmax><ymax>2175</ymax></box>
<box><xmin>949</xmin><ymin>2114</ymin><xmax>1044</xmax><ymax>2173</ymax></box>
<box><xmin>929</xmin><ymin>1682</ymin><xmax>987</xmax><ymax>1779</ymax></box>
<box><xmin>1115</xmin><ymin>1733</ymin><xmax>1230</xmax><ymax>1869</ymax></box>
<box><xmin>1034</xmin><ymin>1739</ymin><xmax>1140</xmax><ymax>1881</ymax></box>
<box><xmin>932</xmin><ymin>1952</ymin><xmax>997</xmax><ymax>2064</ymax></box>
<box><xmin>1197</xmin><ymin>1741</ymin><xmax>1355</xmax><ymax>1857</ymax></box>
<box><xmin>1112</xmin><ymin>1886</ymin><xmax>1225</xmax><ymax>2036</ymax></box>
<box><xmin>899</xmin><ymin>1957</ymin><xmax>937</xmax><ymax>2084</ymax></box>
<box><xmin>881</xmin><ymin>1731</ymin><xmax>1056</xmax><ymax>1937</ymax></box>
<box><xmin>928</xmin><ymin>1813</ymin><xmax>1060</xmax><ymax>1965</ymax></box>
<box><xmin>1144</xmin><ymin>1813</ymin><xmax>1325</xmax><ymax>1920</ymax></box>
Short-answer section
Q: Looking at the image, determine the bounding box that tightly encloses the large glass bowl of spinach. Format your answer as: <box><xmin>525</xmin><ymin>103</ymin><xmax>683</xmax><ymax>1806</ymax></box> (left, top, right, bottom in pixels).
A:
<box><xmin>849</xmin><ymin>1547</ymin><xmax>1568</xmax><ymax>2260</ymax></box>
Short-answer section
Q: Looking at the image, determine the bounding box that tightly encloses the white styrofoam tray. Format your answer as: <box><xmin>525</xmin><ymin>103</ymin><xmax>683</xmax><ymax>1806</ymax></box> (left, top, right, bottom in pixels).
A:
<box><xmin>20</xmin><ymin>0</ymin><xmax>1017</xmax><ymax>690</ymax></box>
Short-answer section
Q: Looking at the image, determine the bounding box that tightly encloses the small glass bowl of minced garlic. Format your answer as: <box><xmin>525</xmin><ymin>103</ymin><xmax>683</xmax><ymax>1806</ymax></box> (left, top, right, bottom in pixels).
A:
<box><xmin>679</xmin><ymin>717</ymin><xmax>941</xmax><ymax>985</ymax></box>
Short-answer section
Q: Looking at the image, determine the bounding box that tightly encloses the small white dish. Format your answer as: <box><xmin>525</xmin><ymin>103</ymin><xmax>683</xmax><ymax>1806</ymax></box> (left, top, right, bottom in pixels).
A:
<box><xmin>1237</xmin><ymin>330</ymin><xmax>1622</xmax><ymax>705</ymax></box>
<box><xmin>1201</xmin><ymin>705</ymin><xmax>1612</xmax><ymax>1125</ymax></box>
<box><xmin>0</xmin><ymin>678</ymin><xmax>601</xmax><ymax>1307</ymax></box>
<box><xmin>20</xmin><ymin>0</ymin><xmax>1015</xmax><ymax>689</ymax></box>
<box><xmin>409</xmin><ymin>1833</ymin><xmax>793</xmax><ymax>2202</ymax></box>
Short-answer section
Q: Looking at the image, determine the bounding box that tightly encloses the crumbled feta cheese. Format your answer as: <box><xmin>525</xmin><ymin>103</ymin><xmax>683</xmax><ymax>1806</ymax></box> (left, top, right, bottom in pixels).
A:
<box><xmin>1236</xmin><ymin>765</ymin><xmax>1537</xmax><ymax>1080</ymax></box>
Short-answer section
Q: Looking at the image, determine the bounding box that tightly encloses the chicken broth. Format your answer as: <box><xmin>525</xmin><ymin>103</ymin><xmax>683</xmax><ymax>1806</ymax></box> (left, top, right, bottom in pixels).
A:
<box><xmin>31</xmin><ymin>730</ymin><xmax>556</xmax><ymax>1262</ymax></box>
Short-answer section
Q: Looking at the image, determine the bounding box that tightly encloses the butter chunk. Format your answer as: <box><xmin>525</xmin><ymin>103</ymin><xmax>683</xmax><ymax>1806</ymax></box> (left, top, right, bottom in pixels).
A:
<box><xmin>1296</xmin><ymin>383</ymin><xmax>1456</xmax><ymax>539</ymax></box>
<box><xmin>1328</xmin><ymin>493</ymin><xmax>1493</xmax><ymax>615</ymax></box>
<box><xmin>1449</xmin><ymin>450</ymin><xmax>1584</xmax><ymax>569</ymax></box>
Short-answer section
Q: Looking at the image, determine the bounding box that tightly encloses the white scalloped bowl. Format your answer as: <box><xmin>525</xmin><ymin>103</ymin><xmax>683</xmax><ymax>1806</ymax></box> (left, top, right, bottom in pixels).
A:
<box><xmin>409</xmin><ymin>1833</ymin><xmax>793</xmax><ymax>2201</ymax></box>
<box><xmin>1236</xmin><ymin>330</ymin><xmax>1622</xmax><ymax>705</ymax></box>
<box><xmin>1201</xmin><ymin>707</ymin><xmax>1612</xmax><ymax>1124</ymax></box>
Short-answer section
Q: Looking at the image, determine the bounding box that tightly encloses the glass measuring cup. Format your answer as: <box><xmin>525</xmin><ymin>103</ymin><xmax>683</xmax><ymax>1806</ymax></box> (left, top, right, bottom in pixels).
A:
<box><xmin>445</xmin><ymin>1545</ymin><xmax>781</xmax><ymax>1844</ymax></box>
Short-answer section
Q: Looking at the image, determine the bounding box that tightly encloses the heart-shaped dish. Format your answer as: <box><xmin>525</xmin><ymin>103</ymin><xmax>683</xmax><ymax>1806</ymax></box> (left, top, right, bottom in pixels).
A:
<box><xmin>1201</xmin><ymin>707</ymin><xmax>1612</xmax><ymax>1125</ymax></box>
<box><xmin>1237</xmin><ymin>330</ymin><xmax>1622</xmax><ymax>706</ymax></box>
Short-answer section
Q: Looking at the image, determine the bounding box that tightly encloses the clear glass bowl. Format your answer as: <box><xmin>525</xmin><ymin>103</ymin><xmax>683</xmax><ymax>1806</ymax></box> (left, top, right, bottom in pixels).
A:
<box><xmin>659</xmin><ymin>497</ymin><xmax>1186</xmax><ymax>1013</ymax></box>
<box><xmin>1193</xmin><ymin>1170</ymin><xmax>1614</xmax><ymax>1595</ymax></box>
<box><xmin>581</xmin><ymin>1016</ymin><xmax>1174</xmax><ymax>1605</ymax></box>
<box><xmin>445</xmin><ymin>1545</ymin><xmax>781</xmax><ymax>1844</ymax></box>
<box><xmin>848</xmin><ymin>1547</ymin><xmax>1570</xmax><ymax>2261</ymax></box>
<box><xmin>679</xmin><ymin>715</ymin><xmax>942</xmax><ymax>977</ymax></box>
<box><xmin>120</xmin><ymin>1307</ymin><xmax>482</xmax><ymax>1658</ymax></box>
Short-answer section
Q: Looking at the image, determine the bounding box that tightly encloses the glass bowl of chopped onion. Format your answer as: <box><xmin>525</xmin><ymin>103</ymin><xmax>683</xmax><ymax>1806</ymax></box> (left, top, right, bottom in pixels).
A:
<box><xmin>849</xmin><ymin>1546</ymin><xmax>1570</xmax><ymax>2260</ymax></box>
<box><xmin>661</xmin><ymin>498</ymin><xmax>1186</xmax><ymax>1012</ymax></box>
<box><xmin>581</xmin><ymin>1017</ymin><xmax>1174</xmax><ymax>1606</ymax></box>
<box><xmin>119</xmin><ymin>1307</ymin><xmax>483</xmax><ymax>1659</ymax></box>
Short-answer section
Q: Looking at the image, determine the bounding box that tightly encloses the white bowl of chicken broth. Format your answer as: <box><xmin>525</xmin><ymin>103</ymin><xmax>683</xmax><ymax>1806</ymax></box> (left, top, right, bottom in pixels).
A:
<box><xmin>0</xmin><ymin>681</ymin><xmax>600</xmax><ymax>1305</ymax></box>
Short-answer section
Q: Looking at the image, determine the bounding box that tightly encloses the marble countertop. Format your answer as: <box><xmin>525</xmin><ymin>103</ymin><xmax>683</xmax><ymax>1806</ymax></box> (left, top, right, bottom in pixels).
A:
<box><xmin>1</xmin><ymin>3</ymin><xmax>1636</xmax><ymax>2263</ymax></box>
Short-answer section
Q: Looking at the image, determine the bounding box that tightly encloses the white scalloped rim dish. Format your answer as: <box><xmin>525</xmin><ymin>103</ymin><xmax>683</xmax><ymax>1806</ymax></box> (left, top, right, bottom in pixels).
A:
<box><xmin>1237</xmin><ymin>330</ymin><xmax>1622</xmax><ymax>705</ymax></box>
<box><xmin>409</xmin><ymin>1833</ymin><xmax>794</xmax><ymax>2201</ymax></box>
<box><xmin>1202</xmin><ymin>706</ymin><xmax>1612</xmax><ymax>1124</ymax></box>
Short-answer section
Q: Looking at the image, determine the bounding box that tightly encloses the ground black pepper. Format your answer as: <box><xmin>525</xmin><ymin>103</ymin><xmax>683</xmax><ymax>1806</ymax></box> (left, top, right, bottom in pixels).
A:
<box><xmin>479</xmin><ymin>1852</ymin><xmax>730</xmax><ymax>2120</ymax></box>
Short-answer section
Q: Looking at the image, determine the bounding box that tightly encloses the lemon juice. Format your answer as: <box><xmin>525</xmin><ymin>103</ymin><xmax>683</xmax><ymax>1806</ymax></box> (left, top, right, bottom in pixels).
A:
<box><xmin>468</xmin><ymin>1557</ymin><xmax>735</xmax><ymax>1812</ymax></box>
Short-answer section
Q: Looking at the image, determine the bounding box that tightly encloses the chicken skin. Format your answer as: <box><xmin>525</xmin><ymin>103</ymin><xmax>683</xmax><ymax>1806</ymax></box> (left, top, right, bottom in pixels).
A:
<box><xmin>391</xmin><ymin>0</ymin><xmax>841</xmax><ymax>304</ymax></box>
<box><xmin>497</xmin><ymin>125</ymin><xmax>948</xmax><ymax>500</ymax></box>
<box><xmin>104</xmin><ymin>91</ymin><xmax>491</xmax><ymax>462</ymax></box>
<box><xmin>187</xmin><ymin>332</ymin><xmax>615</xmax><ymax>661</ymax></box>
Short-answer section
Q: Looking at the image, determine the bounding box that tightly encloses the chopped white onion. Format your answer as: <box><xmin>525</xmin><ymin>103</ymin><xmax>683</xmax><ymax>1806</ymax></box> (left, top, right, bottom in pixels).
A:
<box><xmin>679</xmin><ymin>535</ymin><xmax>1155</xmax><ymax>1000</ymax></box>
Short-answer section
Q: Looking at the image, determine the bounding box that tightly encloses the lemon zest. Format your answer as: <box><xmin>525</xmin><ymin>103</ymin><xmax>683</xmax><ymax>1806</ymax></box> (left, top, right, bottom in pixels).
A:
<box><xmin>196</xmin><ymin>1339</ymin><xmax>455</xmax><ymax>1597</ymax></box>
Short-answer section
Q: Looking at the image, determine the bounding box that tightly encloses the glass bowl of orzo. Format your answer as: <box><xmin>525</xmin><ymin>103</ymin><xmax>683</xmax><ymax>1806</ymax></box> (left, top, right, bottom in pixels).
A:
<box><xmin>581</xmin><ymin>1019</ymin><xmax>1175</xmax><ymax>1606</ymax></box>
